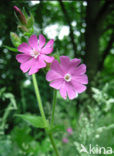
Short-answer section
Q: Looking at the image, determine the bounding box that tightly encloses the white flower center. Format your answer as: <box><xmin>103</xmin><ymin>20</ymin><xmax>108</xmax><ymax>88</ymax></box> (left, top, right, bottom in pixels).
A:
<box><xmin>64</xmin><ymin>73</ymin><xmax>72</xmax><ymax>82</ymax></box>
<box><xmin>31</xmin><ymin>49</ymin><xmax>40</xmax><ymax>58</ymax></box>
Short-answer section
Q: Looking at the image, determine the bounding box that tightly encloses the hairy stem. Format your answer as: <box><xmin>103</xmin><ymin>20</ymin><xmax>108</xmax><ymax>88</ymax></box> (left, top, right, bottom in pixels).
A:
<box><xmin>32</xmin><ymin>74</ymin><xmax>60</xmax><ymax>156</ymax></box>
<box><xmin>49</xmin><ymin>133</ymin><xmax>60</xmax><ymax>156</ymax></box>
<box><xmin>51</xmin><ymin>90</ymin><xmax>57</xmax><ymax>127</ymax></box>
<box><xmin>32</xmin><ymin>74</ymin><xmax>47</xmax><ymax>126</ymax></box>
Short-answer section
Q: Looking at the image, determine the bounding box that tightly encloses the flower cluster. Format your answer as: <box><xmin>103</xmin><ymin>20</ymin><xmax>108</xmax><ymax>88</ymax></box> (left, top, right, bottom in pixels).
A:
<box><xmin>16</xmin><ymin>34</ymin><xmax>88</xmax><ymax>100</ymax></box>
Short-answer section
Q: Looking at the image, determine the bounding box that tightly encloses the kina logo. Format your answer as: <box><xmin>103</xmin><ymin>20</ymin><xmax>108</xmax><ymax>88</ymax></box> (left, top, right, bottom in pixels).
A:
<box><xmin>80</xmin><ymin>144</ymin><xmax>113</xmax><ymax>155</ymax></box>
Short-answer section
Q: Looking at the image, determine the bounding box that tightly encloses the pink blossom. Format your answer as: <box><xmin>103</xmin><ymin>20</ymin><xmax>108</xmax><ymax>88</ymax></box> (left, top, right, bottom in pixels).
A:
<box><xmin>67</xmin><ymin>128</ymin><xmax>73</xmax><ymax>135</ymax></box>
<box><xmin>46</xmin><ymin>56</ymin><xmax>88</xmax><ymax>100</ymax></box>
<box><xmin>62</xmin><ymin>138</ymin><xmax>69</xmax><ymax>143</ymax></box>
<box><xmin>16</xmin><ymin>34</ymin><xmax>54</xmax><ymax>75</ymax></box>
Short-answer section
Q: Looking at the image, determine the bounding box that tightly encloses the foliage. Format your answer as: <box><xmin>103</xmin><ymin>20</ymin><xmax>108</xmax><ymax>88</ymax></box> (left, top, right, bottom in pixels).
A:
<box><xmin>16</xmin><ymin>114</ymin><xmax>48</xmax><ymax>128</ymax></box>
<box><xmin>0</xmin><ymin>81</ymin><xmax>114</xmax><ymax>156</ymax></box>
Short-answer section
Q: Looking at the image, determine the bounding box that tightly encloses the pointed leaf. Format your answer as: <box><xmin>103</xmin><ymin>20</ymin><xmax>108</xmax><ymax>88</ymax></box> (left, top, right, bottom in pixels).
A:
<box><xmin>4</xmin><ymin>45</ymin><xmax>18</xmax><ymax>52</ymax></box>
<box><xmin>16</xmin><ymin>114</ymin><xmax>47</xmax><ymax>128</ymax></box>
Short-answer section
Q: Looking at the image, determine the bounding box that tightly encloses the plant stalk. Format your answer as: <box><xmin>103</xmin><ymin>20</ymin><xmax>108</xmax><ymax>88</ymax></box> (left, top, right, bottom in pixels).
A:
<box><xmin>49</xmin><ymin>133</ymin><xmax>60</xmax><ymax>156</ymax></box>
<box><xmin>32</xmin><ymin>74</ymin><xmax>60</xmax><ymax>156</ymax></box>
<box><xmin>32</xmin><ymin>74</ymin><xmax>47</xmax><ymax>126</ymax></box>
<box><xmin>51</xmin><ymin>90</ymin><xmax>57</xmax><ymax>127</ymax></box>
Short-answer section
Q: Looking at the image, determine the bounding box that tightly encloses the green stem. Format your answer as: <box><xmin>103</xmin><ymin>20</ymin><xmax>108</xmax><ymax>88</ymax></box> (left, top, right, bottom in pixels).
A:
<box><xmin>51</xmin><ymin>90</ymin><xmax>57</xmax><ymax>127</ymax></box>
<box><xmin>49</xmin><ymin>134</ymin><xmax>60</xmax><ymax>156</ymax></box>
<box><xmin>32</xmin><ymin>74</ymin><xmax>47</xmax><ymax>126</ymax></box>
<box><xmin>32</xmin><ymin>74</ymin><xmax>60</xmax><ymax>156</ymax></box>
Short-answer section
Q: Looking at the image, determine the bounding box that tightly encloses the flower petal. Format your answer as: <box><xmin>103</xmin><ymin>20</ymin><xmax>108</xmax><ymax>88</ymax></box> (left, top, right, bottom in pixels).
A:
<box><xmin>16</xmin><ymin>54</ymin><xmax>31</xmax><ymax>63</ymax></box>
<box><xmin>40</xmin><ymin>55</ymin><xmax>54</xmax><ymax>63</ymax></box>
<box><xmin>60</xmin><ymin>56</ymin><xmax>70</xmax><ymax>72</ymax></box>
<box><xmin>60</xmin><ymin>56</ymin><xmax>81</xmax><ymax>74</ymax></box>
<box><xmin>34</xmin><ymin>57</ymin><xmax>46</xmax><ymax>69</ymax></box>
<box><xmin>28</xmin><ymin>63</ymin><xmax>39</xmax><ymax>75</ymax></box>
<box><xmin>66</xmin><ymin>82</ymin><xmax>78</xmax><ymax>100</ymax></box>
<box><xmin>38</xmin><ymin>55</ymin><xmax>48</xmax><ymax>68</ymax></box>
<box><xmin>41</xmin><ymin>39</ymin><xmax>54</xmax><ymax>54</ymax></box>
<box><xmin>20</xmin><ymin>59</ymin><xmax>33</xmax><ymax>73</ymax></box>
<box><xmin>71</xmin><ymin>58</ymin><xmax>81</xmax><ymax>66</ymax></box>
<box><xmin>28</xmin><ymin>34</ymin><xmax>38</xmax><ymax>50</ymax></box>
<box><xmin>44</xmin><ymin>56</ymin><xmax>54</xmax><ymax>63</ymax></box>
<box><xmin>49</xmin><ymin>78</ymin><xmax>64</xmax><ymax>89</ymax></box>
<box><xmin>71</xmin><ymin>64</ymin><xmax>86</xmax><ymax>75</ymax></box>
<box><xmin>72</xmin><ymin>74</ymin><xmax>88</xmax><ymax>84</ymax></box>
<box><xmin>18</xmin><ymin>43</ymin><xmax>32</xmax><ymax>54</ymax></box>
<box><xmin>38</xmin><ymin>34</ymin><xmax>46</xmax><ymax>48</ymax></box>
<box><xmin>71</xmin><ymin>80</ymin><xmax>87</xmax><ymax>93</ymax></box>
<box><xmin>60</xmin><ymin>81</ymin><xmax>67</xmax><ymax>99</ymax></box>
<box><xmin>29</xmin><ymin>67</ymin><xmax>39</xmax><ymax>75</ymax></box>
<box><xmin>50</xmin><ymin>60</ymin><xmax>64</xmax><ymax>76</ymax></box>
<box><xmin>46</xmin><ymin>70</ymin><xmax>63</xmax><ymax>81</ymax></box>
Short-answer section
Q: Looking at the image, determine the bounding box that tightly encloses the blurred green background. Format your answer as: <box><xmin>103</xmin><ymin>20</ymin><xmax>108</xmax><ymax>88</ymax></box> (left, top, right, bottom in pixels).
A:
<box><xmin>0</xmin><ymin>0</ymin><xmax>114</xmax><ymax>156</ymax></box>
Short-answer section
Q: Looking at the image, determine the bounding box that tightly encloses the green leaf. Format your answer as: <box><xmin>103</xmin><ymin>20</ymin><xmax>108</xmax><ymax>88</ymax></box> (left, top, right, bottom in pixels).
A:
<box><xmin>24</xmin><ymin>28</ymin><xmax>34</xmax><ymax>37</ymax></box>
<box><xmin>104</xmin><ymin>54</ymin><xmax>114</xmax><ymax>74</ymax></box>
<box><xmin>24</xmin><ymin>32</ymin><xmax>33</xmax><ymax>37</ymax></box>
<box><xmin>4</xmin><ymin>45</ymin><xmax>18</xmax><ymax>52</ymax></box>
<box><xmin>16</xmin><ymin>114</ymin><xmax>47</xmax><ymax>128</ymax></box>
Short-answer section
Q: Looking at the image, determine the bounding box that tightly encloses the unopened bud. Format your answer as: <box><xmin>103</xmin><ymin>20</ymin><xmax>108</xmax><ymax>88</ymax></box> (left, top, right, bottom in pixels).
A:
<box><xmin>18</xmin><ymin>25</ymin><xmax>28</xmax><ymax>32</ymax></box>
<box><xmin>10</xmin><ymin>32</ymin><xmax>21</xmax><ymax>47</ymax></box>
<box><xmin>13</xmin><ymin>6</ymin><xmax>27</xmax><ymax>25</ymax></box>
<box><xmin>26</xmin><ymin>14</ymin><xmax>34</xmax><ymax>28</ymax></box>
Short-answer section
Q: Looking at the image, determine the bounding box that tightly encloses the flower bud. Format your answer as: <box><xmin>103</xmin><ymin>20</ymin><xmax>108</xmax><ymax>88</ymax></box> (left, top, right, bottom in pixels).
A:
<box><xmin>26</xmin><ymin>14</ymin><xmax>34</xmax><ymax>28</ymax></box>
<box><xmin>18</xmin><ymin>25</ymin><xmax>28</xmax><ymax>32</ymax></box>
<box><xmin>10</xmin><ymin>32</ymin><xmax>21</xmax><ymax>47</ymax></box>
<box><xmin>13</xmin><ymin>6</ymin><xmax>27</xmax><ymax>25</ymax></box>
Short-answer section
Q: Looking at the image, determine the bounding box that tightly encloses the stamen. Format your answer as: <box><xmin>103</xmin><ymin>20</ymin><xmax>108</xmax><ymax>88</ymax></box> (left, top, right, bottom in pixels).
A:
<box><xmin>64</xmin><ymin>73</ymin><xmax>71</xmax><ymax>82</ymax></box>
<box><xmin>31</xmin><ymin>49</ymin><xmax>39</xmax><ymax>58</ymax></box>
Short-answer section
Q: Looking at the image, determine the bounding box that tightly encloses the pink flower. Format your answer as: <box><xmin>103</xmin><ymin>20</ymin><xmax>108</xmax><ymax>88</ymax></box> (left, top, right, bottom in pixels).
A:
<box><xmin>62</xmin><ymin>138</ymin><xmax>69</xmax><ymax>143</ymax></box>
<box><xmin>16</xmin><ymin>34</ymin><xmax>54</xmax><ymax>75</ymax></box>
<box><xmin>46</xmin><ymin>56</ymin><xmax>88</xmax><ymax>100</ymax></box>
<box><xmin>67</xmin><ymin>128</ymin><xmax>73</xmax><ymax>135</ymax></box>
